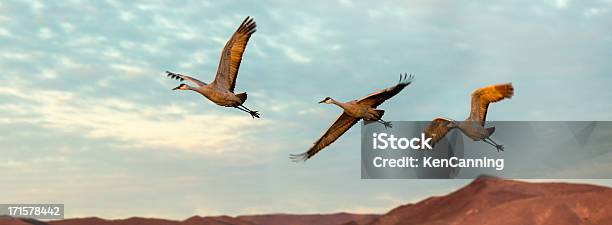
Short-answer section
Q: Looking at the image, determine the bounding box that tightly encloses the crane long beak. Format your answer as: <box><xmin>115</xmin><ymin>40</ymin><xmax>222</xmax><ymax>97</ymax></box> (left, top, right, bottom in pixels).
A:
<box><xmin>318</xmin><ymin>100</ymin><xmax>325</xmax><ymax>104</ymax></box>
<box><xmin>172</xmin><ymin>86</ymin><xmax>180</xmax><ymax>90</ymax></box>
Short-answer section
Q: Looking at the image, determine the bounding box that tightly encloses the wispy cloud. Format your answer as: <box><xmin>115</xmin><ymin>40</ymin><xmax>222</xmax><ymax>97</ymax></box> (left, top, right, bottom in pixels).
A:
<box><xmin>110</xmin><ymin>63</ymin><xmax>150</xmax><ymax>77</ymax></box>
<box><xmin>555</xmin><ymin>0</ymin><xmax>569</xmax><ymax>9</ymax></box>
<box><xmin>0</xmin><ymin>84</ymin><xmax>270</xmax><ymax>157</ymax></box>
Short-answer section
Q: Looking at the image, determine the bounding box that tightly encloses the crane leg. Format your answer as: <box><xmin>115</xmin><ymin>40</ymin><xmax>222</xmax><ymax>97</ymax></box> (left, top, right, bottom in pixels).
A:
<box><xmin>236</xmin><ymin>105</ymin><xmax>260</xmax><ymax>119</ymax></box>
<box><xmin>487</xmin><ymin>137</ymin><xmax>504</xmax><ymax>151</ymax></box>
<box><xmin>481</xmin><ymin>139</ymin><xmax>497</xmax><ymax>150</ymax></box>
<box><xmin>483</xmin><ymin>138</ymin><xmax>504</xmax><ymax>152</ymax></box>
<box><xmin>377</xmin><ymin>119</ymin><xmax>392</xmax><ymax>129</ymax></box>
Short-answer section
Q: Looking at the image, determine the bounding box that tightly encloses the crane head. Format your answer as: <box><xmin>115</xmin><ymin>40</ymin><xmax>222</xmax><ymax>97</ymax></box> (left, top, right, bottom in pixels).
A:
<box><xmin>172</xmin><ymin>83</ymin><xmax>188</xmax><ymax>90</ymax></box>
<box><xmin>319</xmin><ymin>97</ymin><xmax>333</xmax><ymax>104</ymax></box>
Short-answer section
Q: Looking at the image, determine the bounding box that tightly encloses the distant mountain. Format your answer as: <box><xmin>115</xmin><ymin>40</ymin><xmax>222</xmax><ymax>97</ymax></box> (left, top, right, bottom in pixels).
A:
<box><xmin>181</xmin><ymin>216</ymin><xmax>255</xmax><ymax>225</ymax></box>
<box><xmin>0</xmin><ymin>213</ymin><xmax>372</xmax><ymax>225</ymax></box>
<box><xmin>2</xmin><ymin>177</ymin><xmax>610</xmax><ymax>225</ymax></box>
<box><xmin>0</xmin><ymin>217</ymin><xmax>34</xmax><ymax>225</ymax></box>
<box><xmin>50</xmin><ymin>217</ymin><xmax>179</xmax><ymax>225</ymax></box>
<box><xmin>238</xmin><ymin>213</ymin><xmax>378</xmax><ymax>225</ymax></box>
<box><xmin>365</xmin><ymin>176</ymin><xmax>612</xmax><ymax>225</ymax></box>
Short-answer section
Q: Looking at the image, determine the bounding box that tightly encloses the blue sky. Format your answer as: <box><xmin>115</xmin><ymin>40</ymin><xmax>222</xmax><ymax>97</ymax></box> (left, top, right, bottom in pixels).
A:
<box><xmin>1</xmin><ymin>0</ymin><xmax>612</xmax><ymax>219</ymax></box>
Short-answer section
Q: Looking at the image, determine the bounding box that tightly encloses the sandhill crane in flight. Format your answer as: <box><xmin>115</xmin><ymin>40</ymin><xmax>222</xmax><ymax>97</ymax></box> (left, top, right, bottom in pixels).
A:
<box><xmin>166</xmin><ymin>17</ymin><xmax>260</xmax><ymax>118</ymax></box>
<box><xmin>424</xmin><ymin>83</ymin><xmax>514</xmax><ymax>152</ymax></box>
<box><xmin>290</xmin><ymin>74</ymin><xmax>414</xmax><ymax>162</ymax></box>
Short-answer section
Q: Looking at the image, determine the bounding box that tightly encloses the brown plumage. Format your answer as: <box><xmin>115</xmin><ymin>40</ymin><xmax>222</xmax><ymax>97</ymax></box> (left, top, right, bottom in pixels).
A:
<box><xmin>291</xmin><ymin>74</ymin><xmax>414</xmax><ymax>161</ymax></box>
<box><xmin>212</xmin><ymin>17</ymin><xmax>257</xmax><ymax>93</ymax></box>
<box><xmin>166</xmin><ymin>17</ymin><xmax>260</xmax><ymax>118</ymax></box>
<box><xmin>468</xmin><ymin>83</ymin><xmax>515</xmax><ymax>125</ymax></box>
<box><xmin>423</xmin><ymin>83</ymin><xmax>513</xmax><ymax>151</ymax></box>
<box><xmin>358</xmin><ymin>75</ymin><xmax>414</xmax><ymax>108</ymax></box>
<box><xmin>301</xmin><ymin>113</ymin><xmax>360</xmax><ymax>161</ymax></box>
<box><xmin>423</xmin><ymin>117</ymin><xmax>456</xmax><ymax>146</ymax></box>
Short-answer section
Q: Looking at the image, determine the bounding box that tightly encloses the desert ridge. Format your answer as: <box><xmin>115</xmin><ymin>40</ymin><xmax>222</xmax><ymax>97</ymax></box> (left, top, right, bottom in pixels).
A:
<box><xmin>3</xmin><ymin>177</ymin><xmax>610</xmax><ymax>225</ymax></box>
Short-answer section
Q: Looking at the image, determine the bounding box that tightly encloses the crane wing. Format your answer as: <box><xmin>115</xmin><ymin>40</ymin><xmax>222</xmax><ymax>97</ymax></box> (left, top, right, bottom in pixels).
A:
<box><xmin>166</xmin><ymin>71</ymin><xmax>207</xmax><ymax>86</ymax></box>
<box><xmin>358</xmin><ymin>73</ymin><xmax>414</xmax><ymax>108</ymax></box>
<box><xmin>211</xmin><ymin>16</ymin><xmax>256</xmax><ymax>92</ymax></box>
<box><xmin>290</xmin><ymin>113</ymin><xmax>359</xmax><ymax>161</ymax></box>
<box><xmin>467</xmin><ymin>83</ymin><xmax>514</xmax><ymax>125</ymax></box>
<box><xmin>423</xmin><ymin>117</ymin><xmax>456</xmax><ymax>147</ymax></box>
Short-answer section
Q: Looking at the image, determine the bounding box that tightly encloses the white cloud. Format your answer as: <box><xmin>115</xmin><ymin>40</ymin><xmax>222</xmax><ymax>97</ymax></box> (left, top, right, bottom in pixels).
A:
<box><xmin>585</xmin><ymin>8</ymin><xmax>608</xmax><ymax>17</ymax></box>
<box><xmin>289</xmin><ymin>21</ymin><xmax>333</xmax><ymax>44</ymax></box>
<box><xmin>110</xmin><ymin>63</ymin><xmax>149</xmax><ymax>77</ymax></box>
<box><xmin>282</xmin><ymin>46</ymin><xmax>311</xmax><ymax>63</ymax></box>
<box><xmin>119</xmin><ymin>41</ymin><xmax>136</xmax><ymax>49</ymax></box>
<box><xmin>60</xmin><ymin>22</ymin><xmax>76</xmax><ymax>33</ymax></box>
<box><xmin>0</xmin><ymin>15</ymin><xmax>11</xmax><ymax>23</ymax></box>
<box><xmin>67</xmin><ymin>36</ymin><xmax>108</xmax><ymax>47</ymax></box>
<box><xmin>0</xmin><ymin>28</ymin><xmax>11</xmax><ymax>37</ymax></box>
<box><xmin>1</xmin><ymin>52</ymin><xmax>32</xmax><ymax>60</ymax></box>
<box><xmin>367</xmin><ymin>9</ymin><xmax>383</xmax><ymax>18</ymax></box>
<box><xmin>151</xmin><ymin>15</ymin><xmax>204</xmax><ymax>41</ymax></box>
<box><xmin>41</xmin><ymin>68</ymin><xmax>57</xmax><ymax>80</ymax></box>
<box><xmin>0</xmin><ymin>157</ymin><xmax>67</xmax><ymax>171</ymax></box>
<box><xmin>102</xmin><ymin>48</ymin><xmax>122</xmax><ymax>59</ymax></box>
<box><xmin>29</xmin><ymin>0</ymin><xmax>45</xmax><ymax>14</ymax></box>
<box><xmin>59</xmin><ymin>56</ymin><xmax>80</xmax><ymax>68</ymax></box>
<box><xmin>120</xmin><ymin>11</ymin><xmax>134</xmax><ymax>22</ymax></box>
<box><xmin>141</xmin><ymin>42</ymin><xmax>162</xmax><ymax>53</ymax></box>
<box><xmin>555</xmin><ymin>0</ymin><xmax>568</xmax><ymax>8</ymax></box>
<box><xmin>38</xmin><ymin>27</ymin><xmax>54</xmax><ymax>40</ymax></box>
<box><xmin>0</xmin><ymin>85</ymin><xmax>270</xmax><ymax>158</ymax></box>
<box><xmin>262</xmin><ymin>36</ymin><xmax>311</xmax><ymax>64</ymax></box>
<box><xmin>178</xmin><ymin>50</ymin><xmax>214</xmax><ymax>69</ymax></box>
<box><xmin>338</xmin><ymin>0</ymin><xmax>353</xmax><ymax>7</ymax></box>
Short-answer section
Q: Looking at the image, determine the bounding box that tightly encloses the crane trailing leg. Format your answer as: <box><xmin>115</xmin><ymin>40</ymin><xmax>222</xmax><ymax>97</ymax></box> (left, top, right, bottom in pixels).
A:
<box><xmin>377</xmin><ymin>119</ymin><xmax>392</xmax><ymax>129</ymax></box>
<box><xmin>482</xmin><ymin>137</ymin><xmax>504</xmax><ymax>152</ymax></box>
<box><xmin>235</xmin><ymin>105</ymin><xmax>260</xmax><ymax>119</ymax></box>
<box><xmin>364</xmin><ymin>109</ymin><xmax>391</xmax><ymax>129</ymax></box>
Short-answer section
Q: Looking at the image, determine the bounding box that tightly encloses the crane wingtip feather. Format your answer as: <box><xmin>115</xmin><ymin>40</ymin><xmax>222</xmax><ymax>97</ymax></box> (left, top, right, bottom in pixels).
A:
<box><xmin>165</xmin><ymin>71</ymin><xmax>186</xmax><ymax>81</ymax></box>
<box><xmin>289</xmin><ymin>152</ymin><xmax>310</xmax><ymax>162</ymax></box>
<box><xmin>396</xmin><ymin>73</ymin><xmax>414</xmax><ymax>87</ymax></box>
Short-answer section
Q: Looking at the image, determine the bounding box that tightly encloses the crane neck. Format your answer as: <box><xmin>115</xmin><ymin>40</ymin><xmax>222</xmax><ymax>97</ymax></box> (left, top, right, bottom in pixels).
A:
<box><xmin>191</xmin><ymin>85</ymin><xmax>211</xmax><ymax>95</ymax></box>
<box><xmin>331</xmin><ymin>99</ymin><xmax>348</xmax><ymax>110</ymax></box>
<box><xmin>186</xmin><ymin>85</ymin><xmax>210</xmax><ymax>97</ymax></box>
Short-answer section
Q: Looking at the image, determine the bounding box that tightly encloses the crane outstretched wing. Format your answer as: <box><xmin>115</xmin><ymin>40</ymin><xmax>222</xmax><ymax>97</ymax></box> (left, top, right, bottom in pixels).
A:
<box><xmin>211</xmin><ymin>16</ymin><xmax>256</xmax><ymax>92</ymax></box>
<box><xmin>290</xmin><ymin>113</ymin><xmax>359</xmax><ymax>162</ymax></box>
<box><xmin>423</xmin><ymin>117</ymin><xmax>456</xmax><ymax>147</ymax></box>
<box><xmin>358</xmin><ymin>73</ymin><xmax>414</xmax><ymax>108</ymax></box>
<box><xmin>166</xmin><ymin>71</ymin><xmax>207</xmax><ymax>86</ymax></box>
<box><xmin>467</xmin><ymin>83</ymin><xmax>514</xmax><ymax>125</ymax></box>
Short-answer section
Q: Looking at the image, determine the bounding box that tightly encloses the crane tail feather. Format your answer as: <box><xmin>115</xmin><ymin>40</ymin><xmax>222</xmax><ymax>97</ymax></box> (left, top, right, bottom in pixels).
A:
<box><xmin>487</xmin><ymin>127</ymin><xmax>496</xmax><ymax>135</ymax></box>
<box><xmin>236</xmin><ymin>92</ymin><xmax>248</xmax><ymax>103</ymax></box>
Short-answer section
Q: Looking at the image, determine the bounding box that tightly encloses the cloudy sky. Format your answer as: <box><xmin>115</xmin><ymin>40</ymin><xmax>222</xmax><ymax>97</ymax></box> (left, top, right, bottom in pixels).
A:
<box><xmin>1</xmin><ymin>0</ymin><xmax>612</xmax><ymax>219</ymax></box>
